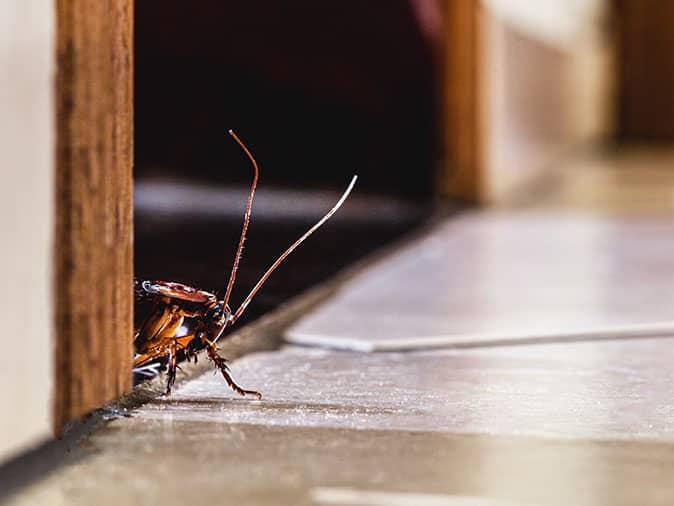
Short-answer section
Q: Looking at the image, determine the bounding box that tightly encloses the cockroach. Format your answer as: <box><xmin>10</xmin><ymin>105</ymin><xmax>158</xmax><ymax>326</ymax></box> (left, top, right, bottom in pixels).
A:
<box><xmin>133</xmin><ymin>130</ymin><xmax>357</xmax><ymax>398</ymax></box>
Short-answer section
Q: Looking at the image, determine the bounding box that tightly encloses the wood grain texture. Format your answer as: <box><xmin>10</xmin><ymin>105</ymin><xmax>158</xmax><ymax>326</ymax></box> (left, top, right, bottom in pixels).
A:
<box><xmin>441</xmin><ymin>0</ymin><xmax>484</xmax><ymax>203</ymax></box>
<box><xmin>54</xmin><ymin>0</ymin><xmax>133</xmax><ymax>432</ymax></box>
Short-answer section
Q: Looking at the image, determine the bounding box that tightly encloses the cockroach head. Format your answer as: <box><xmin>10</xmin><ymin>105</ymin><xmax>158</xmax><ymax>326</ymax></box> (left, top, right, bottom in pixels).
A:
<box><xmin>207</xmin><ymin>301</ymin><xmax>233</xmax><ymax>328</ymax></box>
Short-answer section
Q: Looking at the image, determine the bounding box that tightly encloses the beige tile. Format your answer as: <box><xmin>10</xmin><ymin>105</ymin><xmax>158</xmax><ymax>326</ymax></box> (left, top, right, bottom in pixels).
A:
<box><xmin>531</xmin><ymin>148</ymin><xmax>674</xmax><ymax>213</ymax></box>
<box><xmin>6</xmin><ymin>418</ymin><xmax>674</xmax><ymax>506</ymax></box>
<box><xmin>287</xmin><ymin>212</ymin><xmax>674</xmax><ymax>350</ymax></box>
<box><xmin>144</xmin><ymin>339</ymin><xmax>674</xmax><ymax>441</ymax></box>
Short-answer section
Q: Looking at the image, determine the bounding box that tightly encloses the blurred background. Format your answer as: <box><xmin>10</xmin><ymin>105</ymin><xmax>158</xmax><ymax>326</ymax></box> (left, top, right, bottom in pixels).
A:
<box><xmin>134</xmin><ymin>0</ymin><xmax>674</xmax><ymax>325</ymax></box>
<box><xmin>134</xmin><ymin>0</ymin><xmax>438</xmax><ymax>324</ymax></box>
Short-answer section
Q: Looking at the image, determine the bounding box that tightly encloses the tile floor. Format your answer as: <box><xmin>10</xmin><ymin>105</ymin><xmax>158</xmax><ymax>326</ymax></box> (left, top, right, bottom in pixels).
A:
<box><xmin>5</xmin><ymin>150</ymin><xmax>674</xmax><ymax>506</ymax></box>
<box><xmin>287</xmin><ymin>211</ymin><xmax>674</xmax><ymax>350</ymax></box>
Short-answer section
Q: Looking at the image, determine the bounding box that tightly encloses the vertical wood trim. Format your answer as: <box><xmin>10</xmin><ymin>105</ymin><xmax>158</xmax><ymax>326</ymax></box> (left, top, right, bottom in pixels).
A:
<box><xmin>615</xmin><ymin>0</ymin><xmax>674</xmax><ymax>140</ymax></box>
<box><xmin>441</xmin><ymin>0</ymin><xmax>485</xmax><ymax>202</ymax></box>
<box><xmin>54</xmin><ymin>0</ymin><xmax>133</xmax><ymax>432</ymax></box>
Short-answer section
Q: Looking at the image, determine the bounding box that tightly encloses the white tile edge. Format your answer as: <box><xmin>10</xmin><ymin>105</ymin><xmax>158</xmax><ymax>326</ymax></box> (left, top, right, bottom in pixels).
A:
<box><xmin>285</xmin><ymin>321</ymin><xmax>674</xmax><ymax>352</ymax></box>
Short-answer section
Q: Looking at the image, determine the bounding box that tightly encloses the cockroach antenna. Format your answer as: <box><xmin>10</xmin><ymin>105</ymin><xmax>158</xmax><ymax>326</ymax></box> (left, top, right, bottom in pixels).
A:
<box><xmin>133</xmin><ymin>130</ymin><xmax>357</xmax><ymax>397</ymax></box>
<box><xmin>222</xmin><ymin>129</ymin><xmax>259</xmax><ymax>310</ymax></box>
<box><xmin>220</xmin><ymin>128</ymin><xmax>357</xmax><ymax>332</ymax></box>
<box><xmin>227</xmin><ymin>173</ymin><xmax>358</xmax><ymax>327</ymax></box>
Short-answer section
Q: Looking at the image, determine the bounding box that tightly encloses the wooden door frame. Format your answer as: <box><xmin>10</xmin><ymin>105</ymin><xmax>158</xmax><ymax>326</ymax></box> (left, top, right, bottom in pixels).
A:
<box><xmin>441</xmin><ymin>0</ymin><xmax>570</xmax><ymax>205</ymax></box>
<box><xmin>54</xmin><ymin>0</ymin><xmax>134</xmax><ymax>433</ymax></box>
<box><xmin>441</xmin><ymin>0</ymin><xmax>484</xmax><ymax>203</ymax></box>
<box><xmin>440</xmin><ymin>0</ymin><xmax>614</xmax><ymax>204</ymax></box>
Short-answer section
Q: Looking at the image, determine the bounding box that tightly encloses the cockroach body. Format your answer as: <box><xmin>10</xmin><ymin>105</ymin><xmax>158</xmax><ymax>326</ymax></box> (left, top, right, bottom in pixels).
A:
<box><xmin>133</xmin><ymin>130</ymin><xmax>357</xmax><ymax>397</ymax></box>
<box><xmin>133</xmin><ymin>279</ymin><xmax>245</xmax><ymax>396</ymax></box>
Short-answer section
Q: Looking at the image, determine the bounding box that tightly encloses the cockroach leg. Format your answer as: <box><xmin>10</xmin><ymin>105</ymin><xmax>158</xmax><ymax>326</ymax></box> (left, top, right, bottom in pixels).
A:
<box><xmin>205</xmin><ymin>341</ymin><xmax>262</xmax><ymax>400</ymax></box>
<box><xmin>165</xmin><ymin>340</ymin><xmax>179</xmax><ymax>395</ymax></box>
<box><xmin>184</xmin><ymin>348</ymin><xmax>198</xmax><ymax>364</ymax></box>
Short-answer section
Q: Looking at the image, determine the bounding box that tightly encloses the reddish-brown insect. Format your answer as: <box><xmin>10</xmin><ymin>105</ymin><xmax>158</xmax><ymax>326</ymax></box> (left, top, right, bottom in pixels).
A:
<box><xmin>133</xmin><ymin>130</ymin><xmax>357</xmax><ymax>397</ymax></box>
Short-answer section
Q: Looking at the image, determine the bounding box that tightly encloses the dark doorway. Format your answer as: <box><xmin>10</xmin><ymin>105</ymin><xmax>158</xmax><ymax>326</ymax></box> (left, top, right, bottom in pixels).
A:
<box><xmin>134</xmin><ymin>1</ymin><xmax>439</xmax><ymax>327</ymax></box>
